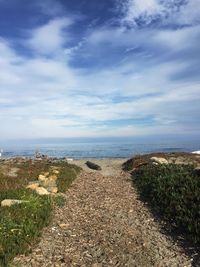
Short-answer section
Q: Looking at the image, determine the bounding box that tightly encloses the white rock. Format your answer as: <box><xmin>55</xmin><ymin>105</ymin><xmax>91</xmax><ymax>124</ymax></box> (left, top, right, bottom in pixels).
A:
<box><xmin>1</xmin><ymin>199</ymin><xmax>28</xmax><ymax>207</ymax></box>
<box><xmin>26</xmin><ymin>182</ymin><xmax>39</xmax><ymax>190</ymax></box>
<box><xmin>38</xmin><ymin>174</ymin><xmax>46</xmax><ymax>181</ymax></box>
<box><xmin>66</xmin><ymin>158</ymin><xmax>73</xmax><ymax>161</ymax></box>
<box><xmin>150</xmin><ymin>157</ymin><xmax>168</xmax><ymax>165</ymax></box>
<box><xmin>35</xmin><ymin>187</ymin><xmax>50</xmax><ymax>195</ymax></box>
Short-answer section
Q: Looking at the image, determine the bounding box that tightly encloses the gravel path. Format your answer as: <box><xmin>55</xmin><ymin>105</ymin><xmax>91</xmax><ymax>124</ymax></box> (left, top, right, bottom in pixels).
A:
<box><xmin>13</xmin><ymin>160</ymin><xmax>192</xmax><ymax>267</ymax></box>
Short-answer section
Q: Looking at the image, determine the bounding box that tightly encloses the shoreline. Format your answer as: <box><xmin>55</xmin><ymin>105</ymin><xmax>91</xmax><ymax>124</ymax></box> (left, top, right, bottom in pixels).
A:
<box><xmin>1</xmin><ymin>150</ymin><xmax>199</xmax><ymax>161</ymax></box>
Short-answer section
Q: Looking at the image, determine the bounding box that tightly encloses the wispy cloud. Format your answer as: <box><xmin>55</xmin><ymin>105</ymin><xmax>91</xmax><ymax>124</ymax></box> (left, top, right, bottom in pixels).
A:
<box><xmin>27</xmin><ymin>18</ymin><xmax>73</xmax><ymax>55</ymax></box>
<box><xmin>0</xmin><ymin>0</ymin><xmax>199</xmax><ymax>139</ymax></box>
<box><xmin>117</xmin><ymin>0</ymin><xmax>200</xmax><ymax>27</ymax></box>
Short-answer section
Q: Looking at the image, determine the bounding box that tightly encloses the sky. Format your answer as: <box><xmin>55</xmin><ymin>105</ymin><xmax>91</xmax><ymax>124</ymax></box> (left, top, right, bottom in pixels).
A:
<box><xmin>0</xmin><ymin>0</ymin><xmax>200</xmax><ymax>140</ymax></box>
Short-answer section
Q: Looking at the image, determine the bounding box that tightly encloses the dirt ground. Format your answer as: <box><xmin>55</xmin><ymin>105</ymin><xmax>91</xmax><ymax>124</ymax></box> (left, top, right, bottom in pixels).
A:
<box><xmin>13</xmin><ymin>159</ymin><xmax>194</xmax><ymax>267</ymax></box>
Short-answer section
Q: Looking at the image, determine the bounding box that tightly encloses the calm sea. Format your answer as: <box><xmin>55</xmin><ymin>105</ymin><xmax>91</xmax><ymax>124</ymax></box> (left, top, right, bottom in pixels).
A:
<box><xmin>0</xmin><ymin>138</ymin><xmax>199</xmax><ymax>159</ymax></box>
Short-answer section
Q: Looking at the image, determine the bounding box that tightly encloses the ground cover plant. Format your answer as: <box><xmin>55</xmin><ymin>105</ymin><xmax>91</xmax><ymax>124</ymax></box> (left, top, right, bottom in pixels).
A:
<box><xmin>132</xmin><ymin>164</ymin><xmax>200</xmax><ymax>244</ymax></box>
<box><xmin>0</xmin><ymin>159</ymin><xmax>81</xmax><ymax>266</ymax></box>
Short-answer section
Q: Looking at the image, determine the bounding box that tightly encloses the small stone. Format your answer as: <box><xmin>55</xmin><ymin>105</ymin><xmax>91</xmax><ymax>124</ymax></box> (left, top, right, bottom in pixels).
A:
<box><xmin>60</xmin><ymin>255</ymin><xmax>72</xmax><ymax>264</ymax></box>
<box><xmin>92</xmin><ymin>263</ymin><xmax>102</xmax><ymax>267</ymax></box>
<box><xmin>59</xmin><ymin>223</ymin><xmax>70</xmax><ymax>229</ymax></box>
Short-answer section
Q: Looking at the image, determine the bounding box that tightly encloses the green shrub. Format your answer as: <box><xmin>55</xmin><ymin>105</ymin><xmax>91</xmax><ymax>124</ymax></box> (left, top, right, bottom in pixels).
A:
<box><xmin>0</xmin><ymin>189</ymin><xmax>52</xmax><ymax>266</ymax></box>
<box><xmin>132</xmin><ymin>164</ymin><xmax>200</xmax><ymax>244</ymax></box>
<box><xmin>0</xmin><ymin>160</ymin><xmax>81</xmax><ymax>266</ymax></box>
<box><xmin>56</xmin><ymin>162</ymin><xmax>81</xmax><ymax>193</ymax></box>
<box><xmin>53</xmin><ymin>195</ymin><xmax>66</xmax><ymax>207</ymax></box>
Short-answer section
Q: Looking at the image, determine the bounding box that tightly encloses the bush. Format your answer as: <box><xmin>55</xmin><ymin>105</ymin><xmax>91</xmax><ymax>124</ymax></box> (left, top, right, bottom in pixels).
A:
<box><xmin>132</xmin><ymin>164</ymin><xmax>200</xmax><ymax>244</ymax></box>
<box><xmin>0</xmin><ymin>189</ymin><xmax>52</xmax><ymax>266</ymax></box>
<box><xmin>56</xmin><ymin>162</ymin><xmax>81</xmax><ymax>193</ymax></box>
<box><xmin>0</xmin><ymin>159</ymin><xmax>82</xmax><ymax>266</ymax></box>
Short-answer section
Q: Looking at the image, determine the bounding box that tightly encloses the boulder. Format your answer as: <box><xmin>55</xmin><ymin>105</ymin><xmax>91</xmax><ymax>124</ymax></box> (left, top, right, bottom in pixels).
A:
<box><xmin>1</xmin><ymin>199</ymin><xmax>28</xmax><ymax>207</ymax></box>
<box><xmin>150</xmin><ymin>157</ymin><xmax>168</xmax><ymax>165</ymax></box>
<box><xmin>85</xmin><ymin>161</ymin><xmax>102</xmax><ymax>170</ymax></box>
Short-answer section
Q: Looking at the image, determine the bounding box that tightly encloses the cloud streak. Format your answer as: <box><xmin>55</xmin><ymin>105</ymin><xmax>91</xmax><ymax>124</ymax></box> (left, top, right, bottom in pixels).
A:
<box><xmin>0</xmin><ymin>0</ymin><xmax>199</xmax><ymax>139</ymax></box>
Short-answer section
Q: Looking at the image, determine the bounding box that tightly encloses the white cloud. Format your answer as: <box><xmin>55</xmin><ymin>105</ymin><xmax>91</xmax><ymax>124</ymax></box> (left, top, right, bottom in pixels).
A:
<box><xmin>154</xmin><ymin>25</ymin><xmax>200</xmax><ymax>50</ymax></box>
<box><xmin>27</xmin><ymin>18</ymin><xmax>73</xmax><ymax>55</ymax></box>
<box><xmin>0</xmin><ymin>15</ymin><xmax>199</xmax><ymax>139</ymax></box>
<box><xmin>172</xmin><ymin>0</ymin><xmax>200</xmax><ymax>25</ymax></box>
<box><xmin>118</xmin><ymin>0</ymin><xmax>200</xmax><ymax>27</ymax></box>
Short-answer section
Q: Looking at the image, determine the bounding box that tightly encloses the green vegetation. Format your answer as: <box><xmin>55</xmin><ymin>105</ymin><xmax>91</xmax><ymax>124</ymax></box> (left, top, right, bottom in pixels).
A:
<box><xmin>132</xmin><ymin>164</ymin><xmax>200</xmax><ymax>244</ymax></box>
<box><xmin>56</xmin><ymin>162</ymin><xmax>81</xmax><ymax>193</ymax></box>
<box><xmin>53</xmin><ymin>195</ymin><xmax>66</xmax><ymax>207</ymax></box>
<box><xmin>0</xmin><ymin>159</ymin><xmax>81</xmax><ymax>266</ymax></box>
<box><xmin>0</xmin><ymin>189</ymin><xmax>52</xmax><ymax>266</ymax></box>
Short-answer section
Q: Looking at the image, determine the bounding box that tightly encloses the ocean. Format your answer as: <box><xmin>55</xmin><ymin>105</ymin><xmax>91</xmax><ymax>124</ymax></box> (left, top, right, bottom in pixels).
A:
<box><xmin>0</xmin><ymin>138</ymin><xmax>199</xmax><ymax>159</ymax></box>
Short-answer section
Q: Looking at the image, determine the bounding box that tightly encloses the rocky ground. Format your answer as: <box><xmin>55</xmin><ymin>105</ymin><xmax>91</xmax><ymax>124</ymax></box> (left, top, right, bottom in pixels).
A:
<box><xmin>13</xmin><ymin>158</ymin><xmax>195</xmax><ymax>267</ymax></box>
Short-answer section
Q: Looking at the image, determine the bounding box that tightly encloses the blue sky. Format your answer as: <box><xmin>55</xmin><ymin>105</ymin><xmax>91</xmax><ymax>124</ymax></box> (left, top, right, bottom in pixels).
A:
<box><xmin>0</xmin><ymin>0</ymin><xmax>200</xmax><ymax>139</ymax></box>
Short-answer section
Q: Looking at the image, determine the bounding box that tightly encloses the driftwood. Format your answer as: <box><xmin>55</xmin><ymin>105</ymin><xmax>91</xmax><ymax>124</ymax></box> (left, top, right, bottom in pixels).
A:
<box><xmin>85</xmin><ymin>161</ymin><xmax>102</xmax><ymax>170</ymax></box>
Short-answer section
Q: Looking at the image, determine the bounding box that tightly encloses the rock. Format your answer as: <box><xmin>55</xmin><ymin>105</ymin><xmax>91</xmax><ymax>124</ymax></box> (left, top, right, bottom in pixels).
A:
<box><xmin>175</xmin><ymin>157</ymin><xmax>187</xmax><ymax>165</ymax></box>
<box><xmin>59</xmin><ymin>223</ymin><xmax>70</xmax><ymax>229</ymax></box>
<box><xmin>168</xmin><ymin>157</ymin><xmax>176</xmax><ymax>164</ymax></box>
<box><xmin>66</xmin><ymin>158</ymin><xmax>73</xmax><ymax>161</ymax></box>
<box><xmin>48</xmin><ymin>175</ymin><xmax>58</xmax><ymax>181</ymax></box>
<box><xmin>53</xmin><ymin>170</ymin><xmax>59</xmax><ymax>174</ymax></box>
<box><xmin>26</xmin><ymin>182</ymin><xmax>39</xmax><ymax>190</ymax></box>
<box><xmin>85</xmin><ymin>161</ymin><xmax>102</xmax><ymax>170</ymax></box>
<box><xmin>34</xmin><ymin>187</ymin><xmax>50</xmax><ymax>195</ymax></box>
<box><xmin>47</xmin><ymin>186</ymin><xmax>58</xmax><ymax>193</ymax></box>
<box><xmin>38</xmin><ymin>174</ymin><xmax>46</xmax><ymax>181</ymax></box>
<box><xmin>41</xmin><ymin>179</ymin><xmax>56</xmax><ymax>188</ymax></box>
<box><xmin>1</xmin><ymin>199</ymin><xmax>28</xmax><ymax>207</ymax></box>
<box><xmin>92</xmin><ymin>264</ymin><xmax>102</xmax><ymax>267</ymax></box>
<box><xmin>150</xmin><ymin>157</ymin><xmax>168</xmax><ymax>165</ymax></box>
<box><xmin>152</xmin><ymin>162</ymin><xmax>159</xmax><ymax>166</ymax></box>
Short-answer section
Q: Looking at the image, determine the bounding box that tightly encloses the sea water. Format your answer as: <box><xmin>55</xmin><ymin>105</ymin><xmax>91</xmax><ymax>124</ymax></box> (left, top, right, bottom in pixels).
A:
<box><xmin>0</xmin><ymin>138</ymin><xmax>199</xmax><ymax>159</ymax></box>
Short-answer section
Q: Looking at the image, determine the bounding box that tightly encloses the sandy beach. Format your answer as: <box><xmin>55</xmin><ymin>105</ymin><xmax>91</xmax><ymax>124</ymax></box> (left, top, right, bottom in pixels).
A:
<box><xmin>73</xmin><ymin>158</ymin><xmax>128</xmax><ymax>177</ymax></box>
